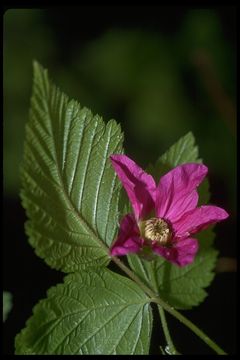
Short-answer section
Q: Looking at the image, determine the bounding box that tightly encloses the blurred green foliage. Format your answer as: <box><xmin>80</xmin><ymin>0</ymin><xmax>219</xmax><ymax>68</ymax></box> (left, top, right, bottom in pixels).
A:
<box><xmin>3</xmin><ymin>291</ymin><xmax>12</xmax><ymax>322</ymax></box>
<box><xmin>4</xmin><ymin>8</ymin><xmax>236</xmax><ymax>214</ymax></box>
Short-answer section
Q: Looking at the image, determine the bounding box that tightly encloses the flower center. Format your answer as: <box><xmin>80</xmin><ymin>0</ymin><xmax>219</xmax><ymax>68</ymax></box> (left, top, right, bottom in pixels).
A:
<box><xmin>143</xmin><ymin>217</ymin><xmax>172</xmax><ymax>246</ymax></box>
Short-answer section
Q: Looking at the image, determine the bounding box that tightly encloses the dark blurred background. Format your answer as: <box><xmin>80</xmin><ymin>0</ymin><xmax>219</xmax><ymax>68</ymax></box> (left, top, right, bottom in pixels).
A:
<box><xmin>3</xmin><ymin>6</ymin><xmax>236</xmax><ymax>354</ymax></box>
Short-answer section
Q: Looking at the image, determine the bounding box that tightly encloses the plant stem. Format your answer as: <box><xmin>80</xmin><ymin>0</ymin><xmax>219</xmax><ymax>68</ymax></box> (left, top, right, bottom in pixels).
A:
<box><xmin>111</xmin><ymin>256</ymin><xmax>227</xmax><ymax>355</ymax></box>
<box><xmin>157</xmin><ymin>305</ymin><xmax>180</xmax><ymax>355</ymax></box>
<box><xmin>148</xmin><ymin>262</ymin><xmax>179</xmax><ymax>354</ymax></box>
<box><xmin>112</xmin><ymin>256</ymin><xmax>156</xmax><ymax>297</ymax></box>
<box><xmin>155</xmin><ymin>297</ymin><xmax>226</xmax><ymax>355</ymax></box>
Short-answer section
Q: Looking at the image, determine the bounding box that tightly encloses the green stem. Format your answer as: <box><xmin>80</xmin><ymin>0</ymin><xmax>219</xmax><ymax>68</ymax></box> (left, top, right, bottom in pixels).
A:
<box><xmin>155</xmin><ymin>298</ymin><xmax>226</xmax><ymax>355</ymax></box>
<box><xmin>148</xmin><ymin>262</ymin><xmax>179</xmax><ymax>354</ymax></box>
<box><xmin>112</xmin><ymin>256</ymin><xmax>156</xmax><ymax>297</ymax></box>
<box><xmin>157</xmin><ymin>305</ymin><xmax>180</xmax><ymax>355</ymax></box>
<box><xmin>111</xmin><ymin>256</ymin><xmax>227</xmax><ymax>355</ymax></box>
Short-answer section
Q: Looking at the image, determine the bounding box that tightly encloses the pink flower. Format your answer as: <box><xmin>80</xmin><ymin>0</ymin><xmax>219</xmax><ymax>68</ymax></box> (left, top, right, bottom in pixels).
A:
<box><xmin>110</xmin><ymin>154</ymin><xmax>229</xmax><ymax>267</ymax></box>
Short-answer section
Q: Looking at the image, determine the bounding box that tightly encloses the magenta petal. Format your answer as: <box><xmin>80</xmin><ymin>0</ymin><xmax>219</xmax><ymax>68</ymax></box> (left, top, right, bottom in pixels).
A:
<box><xmin>174</xmin><ymin>205</ymin><xmax>229</xmax><ymax>237</ymax></box>
<box><xmin>152</xmin><ymin>238</ymin><xmax>199</xmax><ymax>266</ymax></box>
<box><xmin>110</xmin><ymin>236</ymin><xmax>142</xmax><ymax>256</ymax></box>
<box><xmin>110</xmin><ymin>214</ymin><xmax>143</xmax><ymax>256</ymax></box>
<box><xmin>156</xmin><ymin>163</ymin><xmax>208</xmax><ymax>222</ymax></box>
<box><xmin>110</xmin><ymin>154</ymin><xmax>156</xmax><ymax>220</ymax></box>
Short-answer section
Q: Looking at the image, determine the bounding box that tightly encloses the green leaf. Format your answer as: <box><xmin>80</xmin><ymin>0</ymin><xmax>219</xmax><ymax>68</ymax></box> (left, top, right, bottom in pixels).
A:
<box><xmin>155</xmin><ymin>131</ymin><xmax>210</xmax><ymax>207</ymax></box>
<box><xmin>197</xmin><ymin>226</ymin><xmax>215</xmax><ymax>250</ymax></box>
<box><xmin>128</xmin><ymin>248</ymin><xmax>218</xmax><ymax>309</ymax></box>
<box><xmin>157</xmin><ymin>131</ymin><xmax>200</xmax><ymax>165</ymax></box>
<box><xmin>21</xmin><ymin>62</ymin><xmax>123</xmax><ymax>272</ymax></box>
<box><xmin>122</xmin><ymin>132</ymin><xmax>209</xmax><ymax>218</ymax></box>
<box><xmin>3</xmin><ymin>291</ymin><xmax>13</xmax><ymax>322</ymax></box>
<box><xmin>150</xmin><ymin>131</ymin><xmax>211</xmax><ymax>250</ymax></box>
<box><xmin>151</xmin><ymin>131</ymin><xmax>201</xmax><ymax>182</ymax></box>
<box><xmin>15</xmin><ymin>268</ymin><xmax>152</xmax><ymax>355</ymax></box>
<box><xmin>128</xmin><ymin>132</ymin><xmax>218</xmax><ymax>309</ymax></box>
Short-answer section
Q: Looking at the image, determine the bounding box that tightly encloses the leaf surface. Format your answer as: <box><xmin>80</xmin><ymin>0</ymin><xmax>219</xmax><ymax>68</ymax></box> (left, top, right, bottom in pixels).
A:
<box><xmin>21</xmin><ymin>62</ymin><xmax>123</xmax><ymax>272</ymax></box>
<box><xmin>128</xmin><ymin>247</ymin><xmax>217</xmax><ymax>309</ymax></box>
<box><xmin>15</xmin><ymin>268</ymin><xmax>152</xmax><ymax>355</ymax></box>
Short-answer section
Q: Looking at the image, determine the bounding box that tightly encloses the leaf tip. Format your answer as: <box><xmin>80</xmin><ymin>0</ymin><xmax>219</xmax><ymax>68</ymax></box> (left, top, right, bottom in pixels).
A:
<box><xmin>184</xmin><ymin>130</ymin><xmax>195</xmax><ymax>142</ymax></box>
<box><xmin>32</xmin><ymin>59</ymin><xmax>42</xmax><ymax>73</ymax></box>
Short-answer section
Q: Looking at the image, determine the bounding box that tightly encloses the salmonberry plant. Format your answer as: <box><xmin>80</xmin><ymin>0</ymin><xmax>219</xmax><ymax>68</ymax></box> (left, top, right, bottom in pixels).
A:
<box><xmin>15</xmin><ymin>62</ymin><xmax>229</xmax><ymax>355</ymax></box>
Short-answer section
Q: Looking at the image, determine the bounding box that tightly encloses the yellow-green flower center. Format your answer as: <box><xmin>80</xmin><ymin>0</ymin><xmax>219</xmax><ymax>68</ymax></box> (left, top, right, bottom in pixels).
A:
<box><xmin>140</xmin><ymin>217</ymin><xmax>172</xmax><ymax>246</ymax></box>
